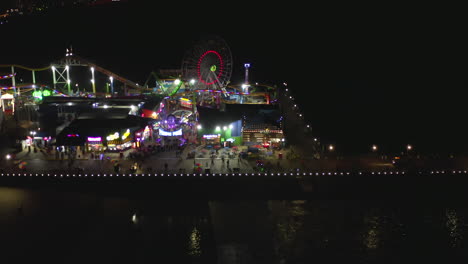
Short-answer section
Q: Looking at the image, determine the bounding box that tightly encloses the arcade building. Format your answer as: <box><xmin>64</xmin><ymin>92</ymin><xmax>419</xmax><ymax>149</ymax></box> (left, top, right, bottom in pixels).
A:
<box><xmin>55</xmin><ymin>110</ymin><xmax>154</xmax><ymax>152</ymax></box>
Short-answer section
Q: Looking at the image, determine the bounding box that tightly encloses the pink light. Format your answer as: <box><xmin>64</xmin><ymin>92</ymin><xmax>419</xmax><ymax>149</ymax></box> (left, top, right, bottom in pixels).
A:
<box><xmin>87</xmin><ymin>137</ymin><xmax>102</xmax><ymax>141</ymax></box>
<box><xmin>197</xmin><ymin>50</ymin><xmax>224</xmax><ymax>85</ymax></box>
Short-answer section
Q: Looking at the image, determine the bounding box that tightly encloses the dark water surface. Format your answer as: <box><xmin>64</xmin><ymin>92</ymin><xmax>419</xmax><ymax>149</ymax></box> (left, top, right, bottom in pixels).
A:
<box><xmin>1</xmin><ymin>186</ymin><xmax>468</xmax><ymax>263</ymax></box>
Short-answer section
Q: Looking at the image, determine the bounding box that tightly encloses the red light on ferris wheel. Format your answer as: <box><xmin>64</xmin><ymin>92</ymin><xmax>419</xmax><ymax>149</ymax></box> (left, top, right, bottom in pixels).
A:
<box><xmin>197</xmin><ymin>50</ymin><xmax>224</xmax><ymax>85</ymax></box>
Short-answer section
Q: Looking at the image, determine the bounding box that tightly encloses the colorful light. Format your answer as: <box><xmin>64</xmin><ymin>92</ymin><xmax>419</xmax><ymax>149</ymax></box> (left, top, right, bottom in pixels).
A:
<box><xmin>197</xmin><ymin>50</ymin><xmax>224</xmax><ymax>85</ymax></box>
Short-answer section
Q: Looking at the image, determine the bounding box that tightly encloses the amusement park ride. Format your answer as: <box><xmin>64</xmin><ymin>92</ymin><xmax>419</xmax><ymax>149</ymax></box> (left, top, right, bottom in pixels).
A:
<box><xmin>0</xmin><ymin>37</ymin><xmax>276</xmax><ymax>118</ymax></box>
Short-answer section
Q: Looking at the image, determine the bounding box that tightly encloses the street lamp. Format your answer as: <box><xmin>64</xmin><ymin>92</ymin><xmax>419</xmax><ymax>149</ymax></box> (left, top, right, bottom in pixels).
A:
<box><xmin>90</xmin><ymin>67</ymin><xmax>96</xmax><ymax>94</ymax></box>
<box><xmin>406</xmin><ymin>144</ymin><xmax>412</xmax><ymax>156</ymax></box>
<box><xmin>197</xmin><ymin>124</ymin><xmax>202</xmax><ymax>130</ymax></box>
<box><xmin>372</xmin><ymin>145</ymin><xmax>377</xmax><ymax>151</ymax></box>
<box><xmin>329</xmin><ymin>145</ymin><xmax>334</xmax><ymax>151</ymax></box>
<box><xmin>109</xmin><ymin>76</ymin><xmax>114</xmax><ymax>95</ymax></box>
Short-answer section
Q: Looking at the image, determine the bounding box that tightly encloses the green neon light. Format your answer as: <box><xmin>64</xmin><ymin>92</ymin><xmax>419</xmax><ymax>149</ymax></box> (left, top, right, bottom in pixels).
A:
<box><xmin>210</xmin><ymin>65</ymin><xmax>217</xmax><ymax>72</ymax></box>
<box><xmin>42</xmin><ymin>90</ymin><xmax>51</xmax><ymax>96</ymax></box>
<box><xmin>168</xmin><ymin>80</ymin><xmax>183</xmax><ymax>97</ymax></box>
<box><xmin>33</xmin><ymin>90</ymin><xmax>43</xmax><ymax>100</ymax></box>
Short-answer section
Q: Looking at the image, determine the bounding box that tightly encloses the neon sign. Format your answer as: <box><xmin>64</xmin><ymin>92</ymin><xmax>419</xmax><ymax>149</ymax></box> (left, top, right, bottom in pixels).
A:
<box><xmin>106</xmin><ymin>132</ymin><xmax>119</xmax><ymax>141</ymax></box>
<box><xmin>121</xmin><ymin>129</ymin><xmax>130</xmax><ymax>140</ymax></box>
<box><xmin>203</xmin><ymin>134</ymin><xmax>220</xmax><ymax>139</ymax></box>
<box><xmin>159</xmin><ymin>128</ymin><xmax>182</xmax><ymax>136</ymax></box>
<box><xmin>87</xmin><ymin>137</ymin><xmax>102</xmax><ymax>142</ymax></box>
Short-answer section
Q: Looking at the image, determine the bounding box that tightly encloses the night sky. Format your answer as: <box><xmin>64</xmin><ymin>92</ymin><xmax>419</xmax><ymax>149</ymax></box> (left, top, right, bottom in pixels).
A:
<box><xmin>1</xmin><ymin>3</ymin><xmax>467</xmax><ymax>154</ymax></box>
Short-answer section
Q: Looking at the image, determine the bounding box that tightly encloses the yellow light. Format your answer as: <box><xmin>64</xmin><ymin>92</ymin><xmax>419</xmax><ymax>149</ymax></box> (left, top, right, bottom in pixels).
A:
<box><xmin>121</xmin><ymin>129</ymin><xmax>130</xmax><ymax>140</ymax></box>
<box><xmin>106</xmin><ymin>132</ymin><xmax>119</xmax><ymax>141</ymax></box>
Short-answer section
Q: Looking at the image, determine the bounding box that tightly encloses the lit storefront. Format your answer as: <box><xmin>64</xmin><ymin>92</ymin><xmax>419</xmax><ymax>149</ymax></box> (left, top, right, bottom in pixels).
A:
<box><xmin>242</xmin><ymin>127</ymin><xmax>284</xmax><ymax>148</ymax></box>
<box><xmin>202</xmin><ymin>134</ymin><xmax>221</xmax><ymax>145</ymax></box>
<box><xmin>86</xmin><ymin>136</ymin><xmax>104</xmax><ymax>152</ymax></box>
<box><xmin>1</xmin><ymin>93</ymin><xmax>14</xmax><ymax>115</ymax></box>
<box><xmin>134</xmin><ymin>126</ymin><xmax>152</xmax><ymax>141</ymax></box>
<box><xmin>134</xmin><ymin>125</ymin><xmax>152</xmax><ymax>148</ymax></box>
<box><xmin>106</xmin><ymin>129</ymin><xmax>133</xmax><ymax>151</ymax></box>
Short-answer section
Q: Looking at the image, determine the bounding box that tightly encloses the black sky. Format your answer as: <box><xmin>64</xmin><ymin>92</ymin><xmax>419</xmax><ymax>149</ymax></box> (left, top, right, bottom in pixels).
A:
<box><xmin>1</xmin><ymin>3</ymin><xmax>468</xmax><ymax>154</ymax></box>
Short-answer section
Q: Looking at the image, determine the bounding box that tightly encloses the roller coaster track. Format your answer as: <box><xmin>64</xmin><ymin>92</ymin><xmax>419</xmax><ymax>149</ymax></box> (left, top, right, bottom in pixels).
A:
<box><xmin>2</xmin><ymin>55</ymin><xmax>143</xmax><ymax>92</ymax></box>
<box><xmin>0</xmin><ymin>64</ymin><xmax>51</xmax><ymax>71</ymax></box>
<box><xmin>54</xmin><ymin>55</ymin><xmax>143</xmax><ymax>91</ymax></box>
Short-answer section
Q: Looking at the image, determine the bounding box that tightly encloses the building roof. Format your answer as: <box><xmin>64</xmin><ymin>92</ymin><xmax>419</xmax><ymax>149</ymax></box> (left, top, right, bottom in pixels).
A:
<box><xmin>140</xmin><ymin>94</ymin><xmax>165</xmax><ymax>111</ymax></box>
<box><xmin>197</xmin><ymin>106</ymin><xmax>242</xmax><ymax>130</ymax></box>
<box><xmin>77</xmin><ymin>108</ymin><xmax>130</xmax><ymax>119</ymax></box>
<box><xmin>197</xmin><ymin>104</ymin><xmax>282</xmax><ymax>131</ymax></box>
<box><xmin>55</xmin><ymin>114</ymin><xmax>153</xmax><ymax>146</ymax></box>
<box><xmin>225</xmin><ymin>104</ymin><xmax>282</xmax><ymax>129</ymax></box>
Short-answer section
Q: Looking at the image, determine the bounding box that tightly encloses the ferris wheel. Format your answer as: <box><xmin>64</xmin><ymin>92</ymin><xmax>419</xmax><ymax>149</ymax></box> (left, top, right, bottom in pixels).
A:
<box><xmin>181</xmin><ymin>35</ymin><xmax>233</xmax><ymax>93</ymax></box>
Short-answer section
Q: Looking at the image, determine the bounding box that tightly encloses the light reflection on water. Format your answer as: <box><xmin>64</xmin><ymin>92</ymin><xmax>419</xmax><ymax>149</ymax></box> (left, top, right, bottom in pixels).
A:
<box><xmin>188</xmin><ymin>226</ymin><xmax>202</xmax><ymax>257</ymax></box>
<box><xmin>446</xmin><ymin>208</ymin><xmax>463</xmax><ymax>248</ymax></box>
<box><xmin>2</xmin><ymin>187</ymin><xmax>468</xmax><ymax>262</ymax></box>
<box><xmin>363</xmin><ymin>214</ymin><xmax>381</xmax><ymax>249</ymax></box>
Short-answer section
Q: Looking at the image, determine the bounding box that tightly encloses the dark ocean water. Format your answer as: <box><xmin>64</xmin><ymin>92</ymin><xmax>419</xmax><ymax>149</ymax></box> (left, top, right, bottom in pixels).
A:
<box><xmin>1</xmin><ymin>182</ymin><xmax>468</xmax><ymax>263</ymax></box>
